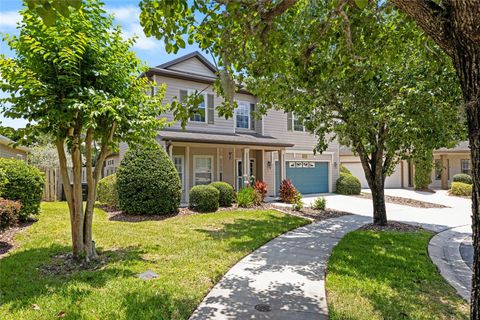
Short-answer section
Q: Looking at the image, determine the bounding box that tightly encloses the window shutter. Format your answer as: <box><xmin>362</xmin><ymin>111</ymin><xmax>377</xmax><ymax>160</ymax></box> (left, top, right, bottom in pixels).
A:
<box><xmin>207</xmin><ymin>94</ymin><xmax>215</xmax><ymax>124</ymax></box>
<box><xmin>250</xmin><ymin>103</ymin><xmax>256</xmax><ymax>130</ymax></box>
<box><xmin>287</xmin><ymin>112</ymin><xmax>293</xmax><ymax>131</ymax></box>
<box><xmin>179</xmin><ymin>90</ymin><xmax>187</xmax><ymax>102</ymax></box>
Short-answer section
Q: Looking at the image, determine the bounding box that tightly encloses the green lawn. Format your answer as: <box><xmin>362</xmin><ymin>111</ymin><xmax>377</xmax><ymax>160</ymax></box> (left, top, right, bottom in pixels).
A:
<box><xmin>0</xmin><ymin>202</ymin><xmax>308</xmax><ymax>320</ymax></box>
<box><xmin>326</xmin><ymin>230</ymin><xmax>470</xmax><ymax>320</ymax></box>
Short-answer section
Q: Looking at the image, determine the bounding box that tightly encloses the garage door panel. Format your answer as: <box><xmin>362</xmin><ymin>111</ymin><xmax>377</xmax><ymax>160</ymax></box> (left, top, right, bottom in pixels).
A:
<box><xmin>275</xmin><ymin>161</ymin><xmax>329</xmax><ymax>195</ymax></box>
<box><xmin>343</xmin><ymin>162</ymin><xmax>402</xmax><ymax>189</ymax></box>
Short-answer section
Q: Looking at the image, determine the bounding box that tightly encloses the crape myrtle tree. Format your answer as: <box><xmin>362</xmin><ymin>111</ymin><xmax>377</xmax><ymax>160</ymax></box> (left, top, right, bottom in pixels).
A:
<box><xmin>139</xmin><ymin>0</ymin><xmax>480</xmax><ymax>313</ymax></box>
<box><xmin>0</xmin><ymin>0</ymin><xmax>168</xmax><ymax>261</ymax></box>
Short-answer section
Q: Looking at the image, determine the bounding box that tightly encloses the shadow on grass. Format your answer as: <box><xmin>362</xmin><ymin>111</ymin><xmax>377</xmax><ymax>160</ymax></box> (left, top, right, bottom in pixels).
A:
<box><xmin>194</xmin><ymin>212</ymin><xmax>306</xmax><ymax>253</ymax></box>
<box><xmin>0</xmin><ymin>244</ymin><xmax>143</xmax><ymax>310</ymax></box>
<box><xmin>327</xmin><ymin>231</ymin><xmax>469</xmax><ymax>319</ymax></box>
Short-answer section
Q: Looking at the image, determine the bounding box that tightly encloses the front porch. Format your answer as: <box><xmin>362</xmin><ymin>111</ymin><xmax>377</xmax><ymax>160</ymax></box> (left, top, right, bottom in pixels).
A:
<box><xmin>158</xmin><ymin>130</ymin><xmax>294</xmax><ymax>202</ymax></box>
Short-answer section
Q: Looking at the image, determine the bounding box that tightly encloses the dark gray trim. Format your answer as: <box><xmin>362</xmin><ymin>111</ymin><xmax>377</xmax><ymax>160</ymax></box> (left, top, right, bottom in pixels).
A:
<box><xmin>156</xmin><ymin>51</ymin><xmax>218</xmax><ymax>74</ymax></box>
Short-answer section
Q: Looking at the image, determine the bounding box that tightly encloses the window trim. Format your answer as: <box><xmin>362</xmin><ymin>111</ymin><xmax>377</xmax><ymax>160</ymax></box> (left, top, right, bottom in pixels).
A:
<box><xmin>235</xmin><ymin>100</ymin><xmax>251</xmax><ymax>129</ymax></box>
<box><xmin>193</xmin><ymin>155</ymin><xmax>214</xmax><ymax>185</ymax></box>
<box><xmin>188</xmin><ymin>89</ymin><xmax>208</xmax><ymax>123</ymax></box>
<box><xmin>292</xmin><ymin>112</ymin><xmax>306</xmax><ymax>132</ymax></box>
<box><xmin>461</xmin><ymin>159</ymin><xmax>471</xmax><ymax>175</ymax></box>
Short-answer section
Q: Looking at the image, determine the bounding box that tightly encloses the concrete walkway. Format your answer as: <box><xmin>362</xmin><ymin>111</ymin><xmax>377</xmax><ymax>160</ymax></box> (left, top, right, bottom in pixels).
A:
<box><xmin>190</xmin><ymin>215</ymin><xmax>370</xmax><ymax>320</ymax></box>
<box><xmin>428</xmin><ymin>225</ymin><xmax>472</xmax><ymax>301</ymax></box>
<box><xmin>191</xmin><ymin>189</ymin><xmax>473</xmax><ymax>319</ymax></box>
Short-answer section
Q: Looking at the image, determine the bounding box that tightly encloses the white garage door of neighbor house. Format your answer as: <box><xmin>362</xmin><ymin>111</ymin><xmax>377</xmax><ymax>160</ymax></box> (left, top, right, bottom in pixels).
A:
<box><xmin>342</xmin><ymin>163</ymin><xmax>402</xmax><ymax>189</ymax></box>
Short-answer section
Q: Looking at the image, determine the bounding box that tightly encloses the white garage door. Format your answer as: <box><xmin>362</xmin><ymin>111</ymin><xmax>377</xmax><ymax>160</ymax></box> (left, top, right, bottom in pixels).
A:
<box><xmin>342</xmin><ymin>162</ymin><xmax>402</xmax><ymax>189</ymax></box>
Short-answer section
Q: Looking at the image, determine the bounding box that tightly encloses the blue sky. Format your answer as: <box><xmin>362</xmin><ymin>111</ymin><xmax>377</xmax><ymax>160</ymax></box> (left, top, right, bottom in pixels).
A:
<box><xmin>0</xmin><ymin>0</ymin><xmax>206</xmax><ymax>128</ymax></box>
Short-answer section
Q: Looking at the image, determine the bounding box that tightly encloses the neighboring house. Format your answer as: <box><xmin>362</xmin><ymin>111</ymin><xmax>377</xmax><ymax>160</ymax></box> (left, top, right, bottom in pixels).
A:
<box><xmin>119</xmin><ymin>52</ymin><xmax>340</xmax><ymax>201</ymax></box>
<box><xmin>431</xmin><ymin>141</ymin><xmax>471</xmax><ymax>189</ymax></box>
<box><xmin>339</xmin><ymin>141</ymin><xmax>471</xmax><ymax>190</ymax></box>
<box><xmin>339</xmin><ymin>146</ymin><xmax>410</xmax><ymax>189</ymax></box>
<box><xmin>0</xmin><ymin>134</ymin><xmax>29</xmax><ymax>161</ymax></box>
<box><xmin>103</xmin><ymin>153</ymin><xmax>119</xmax><ymax>177</ymax></box>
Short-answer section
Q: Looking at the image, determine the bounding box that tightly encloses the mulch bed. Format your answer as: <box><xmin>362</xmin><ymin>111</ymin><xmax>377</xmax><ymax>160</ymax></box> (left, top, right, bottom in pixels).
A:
<box><xmin>359</xmin><ymin>221</ymin><xmax>425</xmax><ymax>232</ymax></box>
<box><xmin>353</xmin><ymin>193</ymin><xmax>449</xmax><ymax>209</ymax></box>
<box><xmin>0</xmin><ymin>221</ymin><xmax>35</xmax><ymax>258</ymax></box>
<box><xmin>268</xmin><ymin>205</ymin><xmax>351</xmax><ymax>221</ymax></box>
<box><xmin>101</xmin><ymin>203</ymin><xmax>350</xmax><ymax>223</ymax></box>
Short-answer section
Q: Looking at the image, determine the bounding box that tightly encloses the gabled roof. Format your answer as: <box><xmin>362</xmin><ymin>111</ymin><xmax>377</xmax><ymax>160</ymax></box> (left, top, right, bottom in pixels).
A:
<box><xmin>156</xmin><ymin>51</ymin><xmax>218</xmax><ymax>74</ymax></box>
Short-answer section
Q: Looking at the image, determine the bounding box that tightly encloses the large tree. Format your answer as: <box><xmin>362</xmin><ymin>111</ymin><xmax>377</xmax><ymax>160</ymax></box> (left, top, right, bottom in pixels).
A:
<box><xmin>139</xmin><ymin>0</ymin><xmax>479</xmax><ymax>316</ymax></box>
<box><xmin>0</xmin><ymin>0</ymin><xmax>168</xmax><ymax>261</ymax></box>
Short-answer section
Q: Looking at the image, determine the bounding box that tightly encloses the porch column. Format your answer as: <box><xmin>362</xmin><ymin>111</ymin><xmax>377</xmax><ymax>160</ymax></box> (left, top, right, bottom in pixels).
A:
<box><xmin>260</xmin><ymin>149</ymin><xmax>265</xmax><ymax>181</ymax></box>
<box><xmin>233</xmin><ymin>148</ymin><xmax>236</xmax><ymax>189</ymax></box>
<box><xmin>278</xmin><ymin>149</ymin><xmax>286</xmax><ymax>183</ymax></box>
<box><xmin>216</xmin><ymin>147</ymin><xmax>220</xmax><ymax>181</ymax></box>
<box><xmin>185</xmin><ymin>146</ymin><xmax>190</xmax><ymax>201</ymax></box>
<box><xmin>243</xmin><ymin>148</ymin><xmax>250</xmax><ymax>187</ymax></box>
<box><xmin>441</xmin><ymin>154</ymin><xmax>448</xmax><ymax>189</ymax></box>
<box><xmin>167</xmin><ymin>142</ymin><xmax>173</xmax><ymax>159</ymax></box>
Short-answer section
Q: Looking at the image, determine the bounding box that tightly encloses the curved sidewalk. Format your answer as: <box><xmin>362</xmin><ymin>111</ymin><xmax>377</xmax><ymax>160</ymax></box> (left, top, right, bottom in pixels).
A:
<box><xmin>428</xmin><ymin>225</ymin><xmax>472</xmax><ymax>301</ymax></box>
<box><xmin>190</xmin><ymin>215</ymin><xmax>370</xmax><ymax>320</ymax></box>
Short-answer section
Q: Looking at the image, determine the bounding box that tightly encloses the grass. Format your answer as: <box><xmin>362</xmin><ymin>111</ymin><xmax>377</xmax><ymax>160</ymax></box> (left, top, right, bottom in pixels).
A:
<box><xmin>0</xmin><ymin>202</ymin><xmax>308</xmax><ymax>320</ymax></box>
<box><xmin>326</xmin><ymin>230</ymin><xmax>470</xmax><ymax>320</ymax></box>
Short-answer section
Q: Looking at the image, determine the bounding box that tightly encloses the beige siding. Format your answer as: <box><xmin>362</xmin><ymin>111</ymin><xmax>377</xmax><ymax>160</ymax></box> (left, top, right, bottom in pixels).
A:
<box><xmin>430</xmin><ymin>153</ymin><xmax>470</xmax><ymax>188</ymax></box>
<box><xmin>166</xmin><ymin>57</ymin><xmax>216</xmax><ymax>77</ymax></box>
<box><xmin>155</xmin><ymin>75</ymin><xmax>234</xmax><ymax>133</ymax></box>
<box><xmin>0</xmin><ymin>144</ymin><xmax>27</xmax><ymax>161</ymax></box>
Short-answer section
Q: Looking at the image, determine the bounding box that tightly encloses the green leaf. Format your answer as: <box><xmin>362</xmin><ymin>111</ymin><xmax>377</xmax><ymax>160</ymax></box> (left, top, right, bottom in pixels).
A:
<box><xmin>66</xmin><ymin>0</ymin><xmax>82</xmax><ymax>10</ymax></box>
<box><xmin>36</xmin><ymin>7</ymin><xmax>57</xmax><ymax>27</ymax></box>
<box><xmin>354</xmin><ymin>0</ymin><xmax>368</xmax><ymax>9</ymax></box>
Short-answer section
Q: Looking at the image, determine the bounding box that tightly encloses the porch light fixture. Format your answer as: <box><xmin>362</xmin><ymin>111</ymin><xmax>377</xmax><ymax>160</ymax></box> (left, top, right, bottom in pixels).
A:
<box><xmin>228</xmin><ymin>152</ymin><xmax>232</xmax><ymax>160</ymax></box>
<box><xmin>334</xmin><ymin>161</ymin><xmax>338</xmax><ymax>168</ymax></box>
<box><xmin>267</xmin><ymin>161</ymin><xmax>272</xmax><ymax>168</ymax></box>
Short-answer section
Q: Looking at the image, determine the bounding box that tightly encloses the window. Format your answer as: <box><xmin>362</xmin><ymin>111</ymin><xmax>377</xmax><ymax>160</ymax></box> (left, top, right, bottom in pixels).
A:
<box><xmin>293</xmin><ymin>113</ymin><xmax>305</xmax><ymax>132</ymax></box>
<box><xmin>173</xmin><ymin>155</ymin><xmax>184</xmax><ymax>196</ymax></box>
<box><xmin>461</xmin><ymin>159</ymin><xmax>471</xmax><ymax>175</ymax></box>
<box><xmin>435</xmin><ymin>159</ymin><xmax>442</xmax><ymax>180</ymax></box>
<box><xmin>194</xmin><ymin>156</ymin><xmax>213</xmax><ymax>185</ymax></box>
<box><xmin>106</xmin><ymin>159</ymin><xmax>114</xmax><ymax>166</ymax></box>
<box><xmin>188</xmin><ymin>89</ymin><xmax>207</xmax><ymax>123</ymax></box>
<box><xmin>236</xmin><ymin>101</ymin><xmax>250</xmax><ymax>129</ymax></box>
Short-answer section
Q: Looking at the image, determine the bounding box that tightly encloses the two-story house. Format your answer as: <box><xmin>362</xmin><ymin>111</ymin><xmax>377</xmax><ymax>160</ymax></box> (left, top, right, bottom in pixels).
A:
<box><xmin>119</xmin><ymin>52</ymin><xmax>340</xmax><ymax>201</ymax></box>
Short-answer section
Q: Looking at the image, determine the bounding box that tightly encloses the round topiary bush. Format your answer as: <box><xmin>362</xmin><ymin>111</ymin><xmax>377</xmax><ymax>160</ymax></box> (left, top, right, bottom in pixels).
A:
<box><xmin>209</xmin><ymin>182</ymin><xmax>235</xmax><ymax>207</ymax></box>
<box><xmin>0</xmin><ymin>158</ymin><xmax>44</xmax><ymax>221</ymax></box>
<box><xmin>189</xmin><ymin>185</ymin><xmax>220</xmax><ymax>212</ymax></box>
<box><xmin>97</xmin><ymin>174</ymin><xmax>118</xmax><ymax>208</ymax></box>
<box><xmin>452</xmin><ymin>173</ymin><xmax>472</xmax><ymax>185</ymax></box>
<box><xmin>116</xmin><ymin>144</ymin><xmax>181</xmax><ymax>215</ymax></box>
<box><xmin>336</xmin><ymin>174</ymin><xmax>361</xmax><ymax>195</ymax></box>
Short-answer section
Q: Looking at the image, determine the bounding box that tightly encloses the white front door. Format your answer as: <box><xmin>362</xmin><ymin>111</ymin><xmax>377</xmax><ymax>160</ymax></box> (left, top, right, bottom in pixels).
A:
<box><xmin>236</xmin><ymin>159</ymin><xmax>256</xmax><ymax>190</ymax></box>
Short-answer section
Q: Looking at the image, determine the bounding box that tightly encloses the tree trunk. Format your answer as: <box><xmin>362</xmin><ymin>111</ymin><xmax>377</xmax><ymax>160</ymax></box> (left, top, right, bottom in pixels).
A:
<box><xmin>357</xmin><ymin>147</ymin><xmax>388</xmax><ymax>226</ymax></box>
<box><xmin>452</xmin><ymin>44</ymin><xmax>480</xmax><ymax>319</ymax></box>
<box><xmin>370</xmin><ymin>181</ymin><xmax>387</xmax><ymax>226</ymax></box>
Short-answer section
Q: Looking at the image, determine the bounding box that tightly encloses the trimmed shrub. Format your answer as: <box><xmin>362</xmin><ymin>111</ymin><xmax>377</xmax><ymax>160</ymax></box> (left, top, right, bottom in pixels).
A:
<box><xmin>413</xmin><ymin>152</ymin><xmax>433</xmax><ymax>189</ymax></box>
<box><xmin>0</xmin><ymin>158</ymin><xmax>44</xmax><ymax>220</ymax></box>
<box><xmin>312</xmin><ymin>197</ymin><xmax>327</xmax><ymax>210</ymax></box>
<box><xmin>340</xmin><ymin>164</ymin><xmax>352</xmax><ymax>175</ymax></box>
<box><xmin>116</xmin><ymin>144</ymin><xmax>181</xmax><ymax>215</ymax></box>
<box><xmin>97</xmin><ymin>174</ymin><xmax>118</xmax><ymax>208</ymax></box>
<box><xmin>292</xmin><ymin>192</ymin><xmax>303</xmax><ymax>211</ymax></box>
<box><xmin>254</xmin><ymin>180</ymin><xmax>268</xmax><ymax>202</ymax></box>
<box><xmin>189</xmin><ymin>185</ymin><xmax>220</xmax><ymax>212</ymax></box>
<box><xmin>210</xmin><ymin>182</ymin><xmax>235</xmax><ymax>207</ymax></box>
<box><xmin>450</xmin><ymin>182</ymin><xmax>472</xmax><ymax>197</ymax></box>
<box><xmin>279</xmin><ymin>179</ymin><xmax>298</xmax><ymax>204</ymax></box>
<box><xmin>0</xmin><ymin>198</ymin><xmax>21</xmax><ymax>231</ymax></box>
<box><xmin>452</xmin><ymin>173</ymin><xmax>472</xmax><ymax>185</ymax></box>
<box><xmin>237</xmin><ymin>187</ymin><xmax>261</xmax><ymax>208</ymax></box>
<box><xmin>336</xmin><ymin>174</ymin><xmax>361</xmax><ymax>195</ymax></box>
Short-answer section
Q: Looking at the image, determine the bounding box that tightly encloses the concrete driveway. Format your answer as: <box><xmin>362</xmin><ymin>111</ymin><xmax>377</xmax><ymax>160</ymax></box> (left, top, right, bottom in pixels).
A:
<box><xmin>304</xmin><ymin>188</ymin><xmax>474</xmax><ymax>301</ymax></box>
<box><xmin>303</xmin><ymin>189</ymin><xmax>472</xmax><ymax>232</ymax></box>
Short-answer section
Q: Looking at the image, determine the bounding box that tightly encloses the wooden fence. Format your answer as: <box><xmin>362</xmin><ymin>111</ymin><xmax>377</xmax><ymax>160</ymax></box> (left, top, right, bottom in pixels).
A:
<box><xmin>38</xmin><ymin>166</ymin><xmax>58</xmax><ymax>202</ymax></box>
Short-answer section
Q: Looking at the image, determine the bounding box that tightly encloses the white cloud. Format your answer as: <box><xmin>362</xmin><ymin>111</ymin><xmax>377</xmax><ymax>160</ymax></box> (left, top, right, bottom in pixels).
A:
<box><xmin>108</xmin><ymin>5</ymin><xmax>162</xmax><ymax>51</ymax></box>
<box><xmin>0</xmin><ymin>10</ymin><xmax>20</xmax><ymax>28</ymax></box>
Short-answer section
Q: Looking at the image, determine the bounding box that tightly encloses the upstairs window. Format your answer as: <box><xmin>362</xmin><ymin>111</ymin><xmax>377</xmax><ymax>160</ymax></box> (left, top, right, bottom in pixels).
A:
<box><xmin>188</xmin><ymin>89</ymin><xmax>207</xmax><ymax>123</ymax></box>
<box><xmin>293</xmin><ymin>113</ymin><xmax>305</xmax><ymax>132</ymax></box>
<box><xmin>236</xmin><ymin>101</ymin><xmax>250</xmax><ymax>129</ymax></box>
